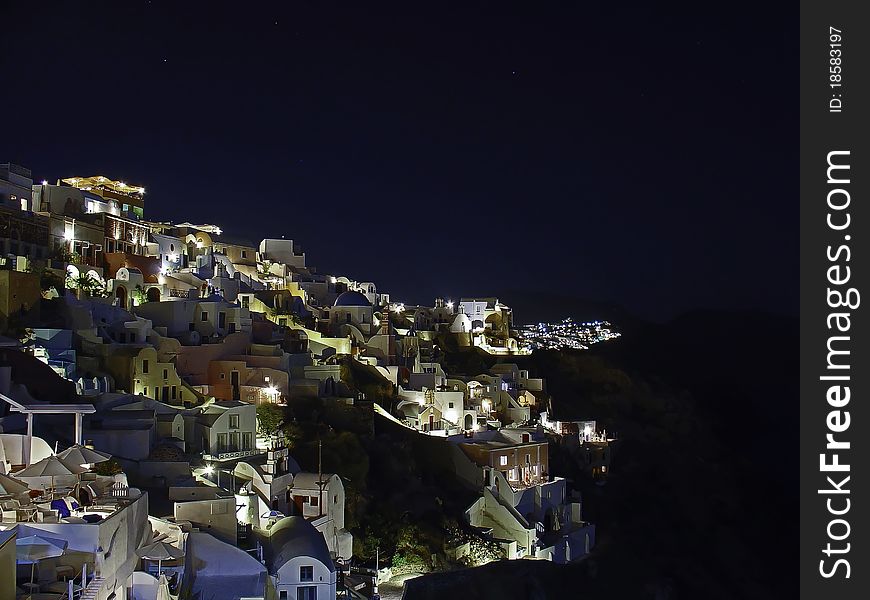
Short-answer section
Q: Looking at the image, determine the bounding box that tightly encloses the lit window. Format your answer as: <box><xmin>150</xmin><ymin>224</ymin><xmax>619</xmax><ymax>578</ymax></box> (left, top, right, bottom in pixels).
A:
<box><xmin>499</xmin><ymin>456</ymin><xmax>508</xmax><ymax>466</ymax></box>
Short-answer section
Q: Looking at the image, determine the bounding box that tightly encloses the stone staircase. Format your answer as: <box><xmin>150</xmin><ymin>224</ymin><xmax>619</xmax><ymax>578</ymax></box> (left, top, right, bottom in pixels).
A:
<box><xmin>79</xmin><ymin>576</ymin><xmax>105</xmax><ymax>600</ymax></box>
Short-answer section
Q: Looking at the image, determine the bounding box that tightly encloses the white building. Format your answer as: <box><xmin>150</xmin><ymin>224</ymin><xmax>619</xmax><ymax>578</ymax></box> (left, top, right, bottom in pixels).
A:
<box><xmin>260</xmin><ymin>516</ymin><xmax>337</xmax><ymax>600</ymax></box>
<box><xmin>259</xmin><ymin>238</ymin><xmax>306</xmax><ymax>269</ymax></box>
<box><xmin>196</xmin><ymin>400</ymin><xmax>258</xmax><ymax>462</ymax></box>
<box><xmin>287</xmin><ymin>472</ymin><xmax>353</xmax><ymax>562</ymax></box>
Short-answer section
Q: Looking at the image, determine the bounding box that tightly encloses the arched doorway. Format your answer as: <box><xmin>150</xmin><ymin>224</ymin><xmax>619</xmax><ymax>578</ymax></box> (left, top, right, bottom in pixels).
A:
<box><xmin>115</xmin><ymin>286</ymin><xmax>128</xmax><ymax>310</ymax></box>
<box><xmin>464</xmin><ymin>414</ymin><xmax>474</xmax><ymax>430</ymax></box>
<box><xmin>146</xmin><ymin>287</ymin><xmax>161</xmax><ymax>302</ymax></box>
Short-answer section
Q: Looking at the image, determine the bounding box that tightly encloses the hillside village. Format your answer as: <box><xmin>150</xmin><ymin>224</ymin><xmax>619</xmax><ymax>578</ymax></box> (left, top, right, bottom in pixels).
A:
<box><xmin>0</xmin><ymin>163</ymin><xmax>616</xmax><ymax>600</ymax></box>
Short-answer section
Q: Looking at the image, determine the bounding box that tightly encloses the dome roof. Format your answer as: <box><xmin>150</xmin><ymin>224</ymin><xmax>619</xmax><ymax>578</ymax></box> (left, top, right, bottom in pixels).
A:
<box><xmin>450</xmin><ymin>312</ymin><xmax>473</xmax><ymax>333</ymax></box>
<box><xmin>334</xmin><ymin>290</ymin><xmax>371</xmax><ymax>307</ymax></box>
<box><xmin>262</xmin><ymin>516</ymin><xmax>335</xmax><ymax>574</ymax></box>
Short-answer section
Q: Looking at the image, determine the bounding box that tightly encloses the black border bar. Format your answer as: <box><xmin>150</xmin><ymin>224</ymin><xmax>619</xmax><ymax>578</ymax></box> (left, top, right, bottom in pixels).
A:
<box><xmin>801</xmin><ymin>1</ymin><xmax>869</xmax><ymax>596</ymax></box>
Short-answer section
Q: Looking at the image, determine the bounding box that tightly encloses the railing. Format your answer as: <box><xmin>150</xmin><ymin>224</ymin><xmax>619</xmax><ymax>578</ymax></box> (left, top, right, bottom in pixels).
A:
<box><xmin>205</xmin><ymin>448</ymin><xmax>259</xmax><ymax>461</ymax></box>
<box><xmin>54</xmin><ymin>562</ymin><xmax>93</xmax><ymax>600</ymax></box>
<box><xmin>110</xmin><ymin>482</ymin><xmax>129</xmax><ymax>498</ymax></box>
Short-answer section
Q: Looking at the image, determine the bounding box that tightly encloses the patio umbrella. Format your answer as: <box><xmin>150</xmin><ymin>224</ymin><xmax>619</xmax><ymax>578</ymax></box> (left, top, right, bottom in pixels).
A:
<box><xmin>0</xmin><ymin>472</ymin><xmax>30</xmax><ymax>495</ymax></box>
<box><xmin>137</xmin><ymin>541</ymin><xmax>184</xmax><ymax>577</ymax></box>
<box><xmin>14</xmin><ymin>455</ymin><xmax>87</xmax><ymax>495</ymax></box>
<box><xmin>16</xmin><ymin>534</ymin><xmax>68</xmax><ymax>584</ymax></box>
<box><xmin>57</xmin><ymin>444</ymin><xmax>111</xmax><ymax>467</ymax></box>
<box><xmin>58</xmin><ymin>445</ymin><xmax>111</xmax><ymax>500</ymax></box>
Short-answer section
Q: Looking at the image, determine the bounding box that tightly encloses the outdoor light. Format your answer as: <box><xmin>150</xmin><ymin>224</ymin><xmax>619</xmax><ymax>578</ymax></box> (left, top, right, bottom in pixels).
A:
<box><xmin>41</xmin><ymin>180</ymin><xmax>48</xmax><ymax>185</ymax></box>
<box><xmin>203</xmin><ymin>465</ymin><xmax>214</xmax><ymax>476</ymax></box>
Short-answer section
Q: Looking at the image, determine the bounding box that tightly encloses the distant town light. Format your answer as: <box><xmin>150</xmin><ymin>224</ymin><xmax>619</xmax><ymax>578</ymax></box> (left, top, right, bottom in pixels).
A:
<box><xmin>41</xmin><ymin>180</ymin><xmax>48</xmax><ymax>185</ymax></box>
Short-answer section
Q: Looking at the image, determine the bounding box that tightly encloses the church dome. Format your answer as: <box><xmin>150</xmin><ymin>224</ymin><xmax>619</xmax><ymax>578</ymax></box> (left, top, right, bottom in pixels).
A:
<box><xmin>334</xmin><ymin>291</ymin><xmax>371</xmax><ymax>307</ymax></box>
<box><xmin>450</xmin><ymin>312</ymin><xmax>473</xmax><ymax>333</ymax></box>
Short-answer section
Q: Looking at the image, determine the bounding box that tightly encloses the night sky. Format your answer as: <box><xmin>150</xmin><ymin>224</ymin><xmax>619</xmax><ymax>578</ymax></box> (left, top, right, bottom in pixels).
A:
<box><xmin>1</xmin><ymin>1</ymin><xmax>797</xmax><ymax>321</ymax></box>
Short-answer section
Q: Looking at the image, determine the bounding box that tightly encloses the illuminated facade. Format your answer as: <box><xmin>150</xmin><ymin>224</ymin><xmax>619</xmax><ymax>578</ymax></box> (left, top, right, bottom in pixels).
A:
<box><xmin>104</xmin><ymin>213</ymin><xmax>149</xmax><ymax>255</ymax></box>
<box><xmin>61</xmin><ymin>175</ymin><xmax>145</xmax><ymax>220</ymax></box>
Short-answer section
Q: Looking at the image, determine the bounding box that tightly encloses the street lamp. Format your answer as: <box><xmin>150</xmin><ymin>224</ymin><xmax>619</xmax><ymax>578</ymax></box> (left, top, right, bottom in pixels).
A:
<box><xmin>203</xmin><ymin>464</ymin><xmax>221</xmax><ymax>488</ymax></box>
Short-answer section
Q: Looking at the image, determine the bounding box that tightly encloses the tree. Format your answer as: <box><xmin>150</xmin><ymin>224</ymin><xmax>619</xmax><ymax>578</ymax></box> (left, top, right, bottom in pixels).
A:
<box><xmin>256</xmin><ymin>403</ymin><xmax>285</xmax><ymax>436</ymax></box>
<box><xmin>93</xmin><ymin>459</ymin><xmax>123</xmax><ymax>476</ymax></box>
<box><xmin>130</xmin><ymin>285</ymin><xmax>147</xmax><ymax>306</ymax></box>
<box><xmin>65</xmin><ymin>273</ymin><xmax>106</xmax><ymax>298</ymax></box>
<box><xmin>27</xmin><ymin>264</ymin><xmax>64</xmax><ymax>294</ymax></box>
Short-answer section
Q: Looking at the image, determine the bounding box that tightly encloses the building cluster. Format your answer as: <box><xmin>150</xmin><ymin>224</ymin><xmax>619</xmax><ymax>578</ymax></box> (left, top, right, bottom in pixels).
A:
<box><xmin>378</xmin><ymin>356</ymin><xmax>615</xmax><ymax>568</ymax></box>
<box><xmin>515</xmin><ymin>318</ymin><xmax>621</xmax><ymax>350</ymax></box>
<box><xmin>0</xmin><ymin>163</ymin><xmax>616</xmax><ymax>600</ymax></box>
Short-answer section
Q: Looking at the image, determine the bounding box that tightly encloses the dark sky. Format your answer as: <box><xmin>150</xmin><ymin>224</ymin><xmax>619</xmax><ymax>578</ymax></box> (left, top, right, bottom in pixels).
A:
<box><xmin>1</xmin><ymin>1</ymin><xmax>797</xmax><ymax>321</ymax></box>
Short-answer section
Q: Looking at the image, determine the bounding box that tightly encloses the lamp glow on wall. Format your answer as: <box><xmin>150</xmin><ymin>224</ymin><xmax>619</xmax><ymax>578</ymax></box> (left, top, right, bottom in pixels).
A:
<box><xmin>63</xmin><ymin>221</ymin><xmax>75</xmax><ymax>242</ymax></box>
<box><xmin>262</xmin><ymin>385</ymin><xmax>280</xmax><ymax>403</ymax></box>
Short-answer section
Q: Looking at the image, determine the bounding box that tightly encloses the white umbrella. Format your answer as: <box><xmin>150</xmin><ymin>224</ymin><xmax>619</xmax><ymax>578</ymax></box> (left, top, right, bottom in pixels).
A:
<box><xmin>16</xmin><ymin>534</ymin><xmax>68</xmax><ymax>584</ymax></box>
<box><xmin>57</xmin><ymin>444</ymin><xmax>111</xmax><ymax>467</ymax></box>
<box><xmin>58</xmin><ymin>445</ymin><xmax>111</xmax><ymax>500</ymax></box>
<box><xmin>15</xmin><ymin>455</ymin><xmax>87</xmax><ymax>496</ymax></box>
<box><xmin>137</xmin><ymin>541</ymin><xmax>184</xmax><ymax>576</ymax></box>
<box><xmin>0</xmin><ymin>472</ymin><xmax>30</xmax><ymax>495</ymax></box>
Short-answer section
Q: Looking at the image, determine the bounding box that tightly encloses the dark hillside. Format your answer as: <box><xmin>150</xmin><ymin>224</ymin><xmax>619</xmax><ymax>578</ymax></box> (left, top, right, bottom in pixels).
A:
<box><xmin>406</xmin><ymin>309</ymin><xmax>797</xmax><ymax>600</ymax></box>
